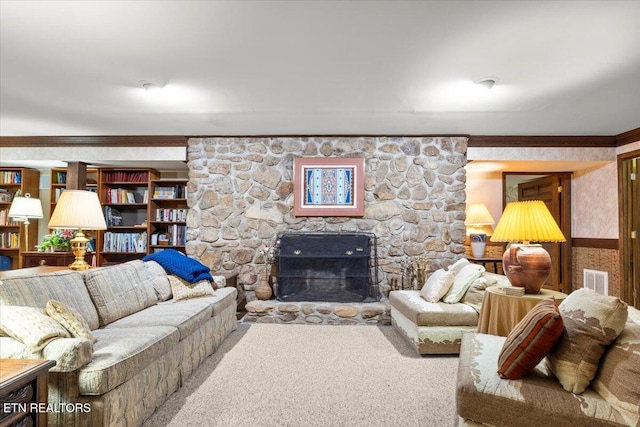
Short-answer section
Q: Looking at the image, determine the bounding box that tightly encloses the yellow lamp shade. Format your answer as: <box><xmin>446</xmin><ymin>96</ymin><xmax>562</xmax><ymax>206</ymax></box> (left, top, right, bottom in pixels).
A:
<box><xmin>491</xmin><ymin>200</ymin><xmax>565</xmax><ymax>243</ymax></box>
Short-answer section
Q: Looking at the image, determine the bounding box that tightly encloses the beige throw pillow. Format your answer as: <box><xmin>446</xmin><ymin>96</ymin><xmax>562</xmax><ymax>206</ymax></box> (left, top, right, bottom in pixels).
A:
<box><xmin>168</xmin><ymin>275</ymin><xmax>215</xmax><ymax>301</ymax></box>
<box><xmin>460</xmin><ymin>273</ymin><xmax>497</xmax><ymax>313</ymax></box>
<box><xmin>443</xmin><ymin>263</ymin><xmax>485</xmax><ymax>304</ymax></box>
<box><xmin>420</xmin><ymin>269</ymin><xmax>455</xmax><ymax>303</ymax></box>
<box><xmin>447</xmin><ymin>258</ymin><xmax>471</xmax><ymax>275</ymax></box>
<box><xmin>546</xmin><ymin>288</ymin><xmax>628</xmax><ymax>394</ymax></box>
<box><xmin>0</xmin><ymin>306</ymin><xmax>70</xmax><ymax>352</ymax></box>
<box><xmin>46</xmin><ymin>299</ymin><xmax>98</xmax><ymax>344</ymax></box>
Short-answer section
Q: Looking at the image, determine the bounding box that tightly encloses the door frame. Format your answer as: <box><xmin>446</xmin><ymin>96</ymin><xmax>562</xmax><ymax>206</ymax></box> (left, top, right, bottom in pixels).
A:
<box><xmin>618</xmin><ymin>149</ymin><xmax>640</xmax><ymax>308</ymax></box>
<box><xmin>502</xmin><ymin>172</ymin><xmax>573</xmax><ymax>293</ymax></box>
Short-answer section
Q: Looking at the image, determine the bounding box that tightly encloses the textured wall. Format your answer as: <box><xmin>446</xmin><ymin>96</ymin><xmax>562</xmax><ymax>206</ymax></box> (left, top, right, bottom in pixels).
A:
<box><xmin>186</xmin><ymin>137</ymin><xmax>468</xmax><ymax>299</ymax></box>
<box><xmin>572</xmin><ymin>162</ymin><xmax>618</xmax><ymax>239</ymax></box>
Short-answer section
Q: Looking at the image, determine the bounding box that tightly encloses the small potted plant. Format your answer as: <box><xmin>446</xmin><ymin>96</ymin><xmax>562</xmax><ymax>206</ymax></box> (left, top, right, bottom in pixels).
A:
<box><xmin>38</xmin><ymin>229</ymin><xmax>74</xmax><ymax>252</ymax></box>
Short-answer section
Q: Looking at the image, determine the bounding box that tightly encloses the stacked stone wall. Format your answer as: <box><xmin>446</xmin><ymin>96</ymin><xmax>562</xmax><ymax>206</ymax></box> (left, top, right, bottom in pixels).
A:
<box><xmin>186</xmin><ymin>136</ymin><xmax>468</xmax><ymax>301</ymax></box>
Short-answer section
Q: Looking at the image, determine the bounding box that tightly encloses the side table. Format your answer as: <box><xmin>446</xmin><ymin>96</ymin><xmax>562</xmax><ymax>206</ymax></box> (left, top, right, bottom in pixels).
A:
<box><xmin>22</xmin><ymin>251</ymin><xmax>94</xmax><ymax>268</ymax></box>
<box><xmin>468</xmin><ymin>255</ymin><xmax>503</xmax><ymax>274</ymax></box>
<box><xmin>477</xmin><ymin>286</ymin><xmax>567</xmax><ymax>337</ymax></box>
<box><xmin>0</xmin><ymin>359</ymin><xmax>56</xmax><ymax>427</ymax></box>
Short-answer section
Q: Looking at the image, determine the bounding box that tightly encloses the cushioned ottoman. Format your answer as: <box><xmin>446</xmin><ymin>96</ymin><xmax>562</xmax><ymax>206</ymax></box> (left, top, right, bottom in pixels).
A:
<box><xmin>390</xmin><ymin>290</ymin><xmax>479</xmax><ymax>354</ymax></box>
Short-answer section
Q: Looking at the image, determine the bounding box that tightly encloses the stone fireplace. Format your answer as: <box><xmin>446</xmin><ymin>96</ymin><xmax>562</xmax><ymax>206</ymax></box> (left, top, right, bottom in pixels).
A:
<box><xmin>185</xmin><ymin>136</ymin><xmax>468</xmax><ymax>302</ymax></box>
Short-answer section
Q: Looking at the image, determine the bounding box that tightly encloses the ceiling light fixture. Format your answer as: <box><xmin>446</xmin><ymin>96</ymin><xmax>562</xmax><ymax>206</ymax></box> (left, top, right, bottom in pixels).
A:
<box><xmin>139</xmin><ymin>80</ymin><xmax>162</xmax><ymax>92</ymax></box>
<box><xmin>475</xmin><ymin>79</ymin><xmax>496</xmax><ymax>90</ymax></box>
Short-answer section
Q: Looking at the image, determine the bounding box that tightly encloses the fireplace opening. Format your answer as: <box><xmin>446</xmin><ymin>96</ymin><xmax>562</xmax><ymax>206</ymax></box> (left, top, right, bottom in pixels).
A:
<box><xmin>275</xmin><ymin>232</ymin><xmax>379</xmax><ymax>303</ymax></box>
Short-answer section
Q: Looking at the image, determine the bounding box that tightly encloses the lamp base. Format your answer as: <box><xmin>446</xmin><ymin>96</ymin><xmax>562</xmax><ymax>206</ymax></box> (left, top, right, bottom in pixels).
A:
<box><xmin>469</xmin><ymin>233</ymin><xmax>487</xmax><ymax>258</ymax></box>
<box><xmin>502</xmin><ymin>244</ymin><xmax>551</xmax><ymax>294</ymax></box>
<box><xmin>69</xmin><ymin>231</ymin><xmax>91</xmax><ymax>271</ymax></box>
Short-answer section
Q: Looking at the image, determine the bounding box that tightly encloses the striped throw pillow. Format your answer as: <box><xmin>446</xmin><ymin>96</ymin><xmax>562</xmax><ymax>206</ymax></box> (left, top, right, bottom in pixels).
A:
<box><xmin>497</xmin><ymin>298</ymin><xmax>564</xmax><ymax>380</ymax></box>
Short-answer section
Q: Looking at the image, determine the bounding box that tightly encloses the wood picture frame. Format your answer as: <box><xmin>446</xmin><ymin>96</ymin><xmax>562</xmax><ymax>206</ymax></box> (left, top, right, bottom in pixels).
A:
<box><xmin>293</xmin><ymin>157</ymin><xmax>365</xmax><ymax>217</ymax></box>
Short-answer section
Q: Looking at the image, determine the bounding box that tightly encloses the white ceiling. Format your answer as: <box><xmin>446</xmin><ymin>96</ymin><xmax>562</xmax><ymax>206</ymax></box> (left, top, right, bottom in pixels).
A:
<box><xmin>1</xmin><ymin>0</ymin><xmax>639</xmax><ymax>138</ymax></box>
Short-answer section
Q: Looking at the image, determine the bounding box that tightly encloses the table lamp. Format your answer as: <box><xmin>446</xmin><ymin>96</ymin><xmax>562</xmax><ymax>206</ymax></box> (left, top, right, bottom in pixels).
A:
<box><xmin>8</xmin><ymin>193</ymin><xmax>43</xmax><ymax>251</ymax></box>
<box><xmin>465</xmin><ymin>203</ymin><xmax>495</xmax><ymax>257</ymax></box>
<box><xmin>48</xmin><ymin>190</ymin><xmax>107</xmax><ymax>270</ymax></box>
<box><xmin>490</xmin><ymin>200</ymin><xmax>566</xmax><ymax>294</ymax></box>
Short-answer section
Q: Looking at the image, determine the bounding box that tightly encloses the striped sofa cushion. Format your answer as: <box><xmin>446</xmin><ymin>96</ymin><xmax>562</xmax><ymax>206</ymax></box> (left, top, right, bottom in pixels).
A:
<box><xmin>0</xmin><ymin>269</ymin><xmax>100</xmax><ymax>330</ymax></box>
<box><xmin>82</xmin><ymin>260</ymin><xmax>158</xmax><ymax>326</ymax></box>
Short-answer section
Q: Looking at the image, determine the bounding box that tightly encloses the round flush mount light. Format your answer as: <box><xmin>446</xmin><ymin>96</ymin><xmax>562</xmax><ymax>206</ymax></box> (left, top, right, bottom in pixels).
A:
<box><xmin>474</xmin><ymin>78</ymin><xmax>497</xmax><ymax>90</ymax></box>
<box><xmin>138</xmin><ymin>80</ymin><xmax>163</xmax><ymax>92</ymax></box>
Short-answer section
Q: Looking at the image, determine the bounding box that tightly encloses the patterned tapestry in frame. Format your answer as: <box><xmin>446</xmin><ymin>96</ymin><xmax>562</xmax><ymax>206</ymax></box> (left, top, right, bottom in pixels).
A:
<box><xmin>293</xmin><ymin>157</ymin><xmax>365</xmax><ymax>217</ymax></box>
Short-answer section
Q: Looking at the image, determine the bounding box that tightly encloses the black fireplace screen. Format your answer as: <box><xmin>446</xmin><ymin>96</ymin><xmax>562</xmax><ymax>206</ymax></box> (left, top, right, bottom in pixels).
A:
<box><xmin>275</xmin><ymin>232</ymin><xmax>379</xmax><ymax>303</ymax></box>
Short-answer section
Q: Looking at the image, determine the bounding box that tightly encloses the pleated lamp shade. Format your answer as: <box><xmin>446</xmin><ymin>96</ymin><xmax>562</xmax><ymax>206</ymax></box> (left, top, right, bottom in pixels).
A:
<box><xmin>49</xmin><ymin>190</ymin><xmax>107</xmax><ymax>230</ymax></box>
<box><xmin>491</xmin><ymin>200</ymin><xmax>565</xmax><ymax>243</ymax></box>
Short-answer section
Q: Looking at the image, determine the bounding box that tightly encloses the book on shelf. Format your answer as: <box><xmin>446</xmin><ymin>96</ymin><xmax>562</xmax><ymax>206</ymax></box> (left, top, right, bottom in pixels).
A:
<box><xmin>103</xmin><ymin>171</ymin><xmax>149</xmax><ymax>183</ymax></box>
<box><xmin>0</xmin><ymin>209</ymin><xmax>19</xmax><ymax>226</ymax></box>
<box><xmin>0</xmin><ymin>171</ymin><xmax>22</xmax><ymax>184</ymax></box>
<box><xmin>102</xmin><ymin>231</ymin><xmax>148</xmax><ymax>253</ymax></box>
<box><xmin>107</xmin><ymin>188</ymin><xmax>143</xmax><ymax>204</ymax></box>
<box><xmin>154</xmin><ymin>208</ymin><xmax>187</xmax><ymax>222</ymax></box>
<box><xmin>0</xmin><ymin>232</ymin><xmax>19</xmax><ymax>248</ymax></box>
<box><xmin>151</xmin><ymin>224</ymin><xmax>186</xmax><ymax>246</ymax></box>
<box><xmin>153</xmin><ymin>184</ymin><xmax>187</xmax><ymax>199</ymax></box>
<box><xmin>104</xmin><ymin>206</ymin><xmax>123</xmax><ymax>226</ymax></box>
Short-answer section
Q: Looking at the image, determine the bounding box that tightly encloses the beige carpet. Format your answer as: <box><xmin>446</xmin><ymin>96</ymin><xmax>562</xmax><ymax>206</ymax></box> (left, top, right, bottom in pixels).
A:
<box><xmin>143</xmin><ymin>324</ymin><xmax>460</xmax><ymax>427</ymax></box>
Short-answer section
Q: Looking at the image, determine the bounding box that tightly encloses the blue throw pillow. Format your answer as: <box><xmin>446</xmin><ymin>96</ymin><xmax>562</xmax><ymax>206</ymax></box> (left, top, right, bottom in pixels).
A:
<box><xmin>143</xmin><ymin>249</ymin><xmax>213</xmax><ymax>283</ymax></box>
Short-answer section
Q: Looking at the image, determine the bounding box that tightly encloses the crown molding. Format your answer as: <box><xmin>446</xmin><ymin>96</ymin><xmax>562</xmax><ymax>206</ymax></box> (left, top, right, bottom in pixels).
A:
<box><xmin>615</xmin><ymin>127</ymin><xmax>640</xmax><ymax>146</ymax></box>
<box><xmin>467</xmin><ymin>135</ymin><xmax>616</xmax><ymax>148</ymax></box>
<box><xmin>0</xmin><ymin>136</ymin><xmax>187</xmax><ymax>147</ymax></box>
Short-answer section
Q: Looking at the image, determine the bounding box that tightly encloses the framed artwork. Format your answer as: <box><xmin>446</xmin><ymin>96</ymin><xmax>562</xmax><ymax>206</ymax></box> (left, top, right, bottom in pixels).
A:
<box><xmin>293</xmin><ymin>157</ymin><xmax>365</xmax><ymax>217</ymax></box>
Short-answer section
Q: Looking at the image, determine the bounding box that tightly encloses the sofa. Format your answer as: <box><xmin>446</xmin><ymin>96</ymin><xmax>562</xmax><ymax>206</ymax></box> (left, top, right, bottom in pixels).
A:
<box><xmin>456</xmin><ymin>295</ymin><xmax>640</xmax><ymax>427</ymax></box>
<box><xmin>390</xmin><ymin>260</ymin><xmax>510</xmax><ymax>354</ymax></box>
<box><xmin>0</xmin><ymin>259</ymin><xmax>238</xmax><ymax>427</ymax></box>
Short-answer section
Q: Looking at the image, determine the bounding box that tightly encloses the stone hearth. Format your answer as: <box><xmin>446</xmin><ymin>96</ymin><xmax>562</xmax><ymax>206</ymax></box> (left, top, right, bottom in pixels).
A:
<box><xmin>242</xmin><ymin>300</ymin><xmax>391</xmax><ymax>325</ymax></box>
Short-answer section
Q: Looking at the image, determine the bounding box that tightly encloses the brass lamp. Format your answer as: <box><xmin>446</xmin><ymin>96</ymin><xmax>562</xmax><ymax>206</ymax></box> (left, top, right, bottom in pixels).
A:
<box><xmin>48</xmin><ymin>190</ymin><xmax>107</xmax><ymax>270</ymax></box>
<box><xmin>8</xmin><ymin>193</ymin><xmax>43</xmax><ymax>251</ymax></box>
<box><xmin>490</xmin><ymin>200</ymin><xmax>566</xmax><ymax>294</ymax></box>
<box><xmin>465</xmin><ymin>203</ymin><xmax>495</xmax><ymax>257</ymax></box>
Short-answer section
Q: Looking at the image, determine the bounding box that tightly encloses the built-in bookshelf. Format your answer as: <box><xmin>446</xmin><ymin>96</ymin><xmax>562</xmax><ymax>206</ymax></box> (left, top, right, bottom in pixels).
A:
<box><xmin>0</xmin><ymin>167</ymin><xmax>40</xmax><ymax>270</ymax></box>
<box><xmin>97</xmin><ymin>168</ymin><xmax>158</xmax><ymax>265</ymax></box>
<box><xmin>149</xmin><ymin>179</ymin><xmax>188</xmax><ymax>254</ymax></box>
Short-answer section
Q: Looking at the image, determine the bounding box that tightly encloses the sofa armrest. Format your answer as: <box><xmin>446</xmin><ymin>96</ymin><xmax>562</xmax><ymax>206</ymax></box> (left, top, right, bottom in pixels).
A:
<box><xmin>0</xmin><ymin>336</ymin><xmax>93</xmax><ymax>372</ymax></box>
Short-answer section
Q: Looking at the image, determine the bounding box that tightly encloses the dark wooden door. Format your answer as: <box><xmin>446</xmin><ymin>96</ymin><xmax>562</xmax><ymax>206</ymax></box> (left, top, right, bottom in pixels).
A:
<box><xmin>518</xmin><ymin>174</ymin><xmax>571</xmax><ymax>292</ymax></box>
<box><xmin>621</xmin><ymin>155</ymin><xmax>639</xmax><ymax>308</ymax></box>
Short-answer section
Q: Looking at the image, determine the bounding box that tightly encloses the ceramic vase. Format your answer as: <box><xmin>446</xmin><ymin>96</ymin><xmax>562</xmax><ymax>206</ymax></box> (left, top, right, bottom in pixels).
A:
<box><xmin>255</xmin><ymin>266</ymin><xmax>272</xmax><ymax>300</ymax></box>
<box><xmin>502</xmin><ymin>243</ymin><xmax>551</xmax><ymax>294</ymax></box>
